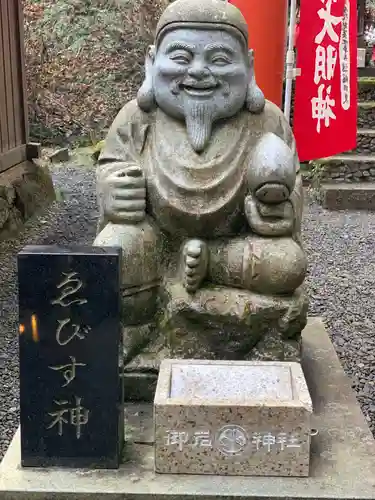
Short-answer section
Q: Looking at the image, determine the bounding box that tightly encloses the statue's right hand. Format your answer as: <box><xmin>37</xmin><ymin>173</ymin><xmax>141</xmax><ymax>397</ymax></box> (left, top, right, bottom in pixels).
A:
<box><xmin>103</xmin><ymin>165</ymin><xmax>146</xmax><ymax>224</ymax></box>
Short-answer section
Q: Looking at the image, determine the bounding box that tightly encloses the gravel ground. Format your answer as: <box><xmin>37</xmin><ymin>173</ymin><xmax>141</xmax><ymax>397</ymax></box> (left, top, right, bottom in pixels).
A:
<box><xmin>0</xmin><ymin>159</ymin><xmax>98</xmax><ymax>459</ymax></box>
<box><xmin>1</xmin><ymin>160</ymin><xmax>375</xmax><ymax>460</ymax></box>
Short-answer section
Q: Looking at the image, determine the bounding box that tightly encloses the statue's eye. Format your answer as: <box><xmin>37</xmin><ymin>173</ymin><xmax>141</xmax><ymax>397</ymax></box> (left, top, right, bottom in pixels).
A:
<box><xmin>211</xmin><ymin>55</ymin><xmax>231</xmax><ymax>65</ymax></box>
<box><xmin>170</xmin><ymin>52</ymin><xmax>191</xmax><ymax>64</ymax></box>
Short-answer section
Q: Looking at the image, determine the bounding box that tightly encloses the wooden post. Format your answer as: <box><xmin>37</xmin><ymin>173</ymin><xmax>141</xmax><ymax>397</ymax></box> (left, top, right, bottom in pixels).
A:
<box><xmin>230</xmin><ymin>0</ymin><xmax>288</xmax><ymax>107</ymax></box>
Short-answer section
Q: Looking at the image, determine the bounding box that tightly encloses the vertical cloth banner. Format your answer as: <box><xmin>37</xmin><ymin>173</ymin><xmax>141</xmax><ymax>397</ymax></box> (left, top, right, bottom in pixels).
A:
<box><xmin>293</xmin><ymin>0</ymin><xmax>357</xmax><ymax>162</ymax></box>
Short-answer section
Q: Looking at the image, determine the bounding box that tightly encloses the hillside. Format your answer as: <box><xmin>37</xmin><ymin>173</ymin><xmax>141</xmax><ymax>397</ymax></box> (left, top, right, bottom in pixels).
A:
<box><xmin>24</xmin><ymin>0</ymin><xmax>169</xmax><ymax>145</ymax></box>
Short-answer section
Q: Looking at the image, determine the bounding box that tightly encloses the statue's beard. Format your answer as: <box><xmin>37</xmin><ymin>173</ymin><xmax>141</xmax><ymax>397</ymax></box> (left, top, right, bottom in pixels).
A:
<box><xmin>170</xmin><ymin>78</ymin><xmax>230</xmax><ymax>153</ymax></box>
<box><xmin>184</xmin><ymin>101</ymin><xmax>215</xmax><ymax>153</ymax></box>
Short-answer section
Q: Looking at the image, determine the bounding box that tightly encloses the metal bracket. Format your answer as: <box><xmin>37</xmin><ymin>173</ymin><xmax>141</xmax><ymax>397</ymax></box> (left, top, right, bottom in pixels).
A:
<box><xmin>285</xmin><ymin>67</ymin><xmax>301</xmax><ymax>79</ymax></box>
<box><xmin>286</xmin><ymin>50</ymin><xmax>295</xmax><ymax>65</ymax></box>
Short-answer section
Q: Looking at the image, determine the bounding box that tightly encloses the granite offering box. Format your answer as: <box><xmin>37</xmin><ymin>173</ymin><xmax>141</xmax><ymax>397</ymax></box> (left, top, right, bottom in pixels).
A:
<box><xmin>154</xmin><ymin>359</ymin><xmax>313</xmax><ymax>477</ymax></box>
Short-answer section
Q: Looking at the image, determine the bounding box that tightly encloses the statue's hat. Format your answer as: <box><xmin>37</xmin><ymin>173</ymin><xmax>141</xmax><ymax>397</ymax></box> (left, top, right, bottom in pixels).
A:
<box><xmin>155</xmin><ymin>0</ymin><xmax>249</xmax><ymax>47</ymax></box>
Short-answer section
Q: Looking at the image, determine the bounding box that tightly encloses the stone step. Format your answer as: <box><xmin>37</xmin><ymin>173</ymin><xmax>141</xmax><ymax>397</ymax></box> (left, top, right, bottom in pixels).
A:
<box><xmin>358</xmin><ymin>101</ymin><xmax>375</xmax><ymax>129</ymax></box>
<box><xmin>316</xmin><ymin>153</ymin><xmax>375</xmax><ymax>183</ymax></box>
<box><xmin>321</xmin><ymin>182</ymin><xmax>375</xmax><ymax>210</ymax></box>
<box><xmin>358</xmin><ymin>76</ymin><xmax>375</xmax><ymax>101</ymax></box>
<box><xmin>346</xmin><ymin>128</ymin><xmax>375</xmax><ymax>155</ymax></box>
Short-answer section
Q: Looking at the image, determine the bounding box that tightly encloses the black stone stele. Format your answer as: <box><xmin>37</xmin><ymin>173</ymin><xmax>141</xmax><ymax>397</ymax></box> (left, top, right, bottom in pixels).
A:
<box><xmin>18</xmin><ymin>245</ymin><xmax>123</xmax><ymax>468</ymax></box>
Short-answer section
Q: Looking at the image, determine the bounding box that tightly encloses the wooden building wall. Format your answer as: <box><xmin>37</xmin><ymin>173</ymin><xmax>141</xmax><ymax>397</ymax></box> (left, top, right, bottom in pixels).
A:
<box><xmin>0</xmin><ymin>0</ymin><xmax>28</xmax><ymax>174</ymax></box>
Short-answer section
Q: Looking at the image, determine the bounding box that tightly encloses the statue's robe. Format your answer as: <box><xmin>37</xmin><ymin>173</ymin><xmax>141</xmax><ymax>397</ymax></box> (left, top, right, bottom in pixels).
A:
<box><xmin>96</xmin><ymin>100</ymin><xmax>307</xmax><ymax>356</ymax></box>
<box><xmin>97</xmin><ymin>99</ymin><xmax>303</xmax><ymax>241</ymax></box>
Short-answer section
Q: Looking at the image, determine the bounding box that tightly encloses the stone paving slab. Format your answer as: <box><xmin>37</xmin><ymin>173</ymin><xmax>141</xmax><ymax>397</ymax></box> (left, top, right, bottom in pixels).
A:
<box><xmin>322</xmin><ymin>182</ymin><xmax>375</xmax><ymax>210</ymax></box>
<box><xmin>0</xmin><ymin>317</ymin><xmax>374</xmax><ymax>499</ymax></box>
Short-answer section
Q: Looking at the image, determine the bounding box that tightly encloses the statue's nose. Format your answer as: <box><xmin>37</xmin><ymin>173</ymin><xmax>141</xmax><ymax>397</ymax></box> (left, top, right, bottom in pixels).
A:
<box><xmin>187</xmin><ymin>64</ymin><xmax>210</xmax><ymax>79</ymax></box>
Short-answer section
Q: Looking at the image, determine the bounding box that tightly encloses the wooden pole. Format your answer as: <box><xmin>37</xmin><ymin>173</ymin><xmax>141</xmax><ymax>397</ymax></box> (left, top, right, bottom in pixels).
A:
<box><xmin>230</xmin><ymin>0</ymin><xmax>288</xmax><ymax>107</ymax></box>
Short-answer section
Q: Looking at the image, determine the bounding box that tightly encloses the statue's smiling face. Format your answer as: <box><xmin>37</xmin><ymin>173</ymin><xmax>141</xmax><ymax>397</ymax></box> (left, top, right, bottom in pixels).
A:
<box><xmin>153</xmin><ymin>28</ymin><xmax>249</xmax><ymax>120</ymax></box>
<box><xmin>152</xmin><ymin>28</ymin><xmax>249</xmax><ymax>152</ymax></box>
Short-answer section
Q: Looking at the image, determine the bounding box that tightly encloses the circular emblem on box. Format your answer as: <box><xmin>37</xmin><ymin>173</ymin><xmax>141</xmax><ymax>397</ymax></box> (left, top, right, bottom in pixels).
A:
<box><xmin>216</xmin><ymin>425</ymin><xmax>248</xmax><ymax>456</ymax></box>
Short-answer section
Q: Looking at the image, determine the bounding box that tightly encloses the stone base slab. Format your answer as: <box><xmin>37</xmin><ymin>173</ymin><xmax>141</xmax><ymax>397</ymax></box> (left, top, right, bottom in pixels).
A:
<box><xmin>1</xmin><ymin>317</ymin><xmax>375</xmax><ymax>499</ymax></box>
<box><xmin>322</xmin><ymin>182</ymin><xmax>375</xmax><ymax>210</ymax></box>
<box><xmin>159</xmin><ymin>282</ymin><xmax>307</xmax><ymax>362</ymax></box>
<box><xmin>121</xmin><ymin>283</ymin><xmax>308</xmax><ymax>396</ymax></box>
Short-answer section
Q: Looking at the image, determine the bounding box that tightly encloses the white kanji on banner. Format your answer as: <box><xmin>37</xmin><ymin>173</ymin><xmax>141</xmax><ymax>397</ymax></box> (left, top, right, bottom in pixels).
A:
<box><xmin>314</xmin><ymin>45</ymin><xmax>338</xmax><ymax>84</ymax></box>
<box><xmin>311</xmin><ymin>83</ymin><xmax>337</xmax><ymax>133</ymax></box>
<box><xmin>315</xmin><ymin>0</ymin><xmax>343</xmax><ymax>44</ymax></box>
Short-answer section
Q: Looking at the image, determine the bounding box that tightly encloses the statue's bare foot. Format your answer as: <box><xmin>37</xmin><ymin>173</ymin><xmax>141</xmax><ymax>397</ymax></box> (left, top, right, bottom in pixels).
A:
<box><xmin>183</xmin><ymin>239</ymin><xmax>209</xmax><ymax>293</ymax></box>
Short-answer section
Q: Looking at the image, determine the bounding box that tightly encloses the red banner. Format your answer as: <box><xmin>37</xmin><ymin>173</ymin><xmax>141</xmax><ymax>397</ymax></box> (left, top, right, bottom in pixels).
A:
<box><xmin>293</xmin><ymin>0</ymin><xmax>357</xmax><ymax>162</ymax></box>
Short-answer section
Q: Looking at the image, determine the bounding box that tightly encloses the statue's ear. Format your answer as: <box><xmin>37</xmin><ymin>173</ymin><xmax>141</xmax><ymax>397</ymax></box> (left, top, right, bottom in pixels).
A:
<box><xmin>137</xmin><ymin>45</ymin><xmax>157</xmax><ymax>112</ymax></box>
<box><xmin>145</xmin><ymin>45</ymin><xmax>156</xmax><ymax>69</ymax></box>
<box><xmin>248</xmin><ymin>49</ymin><xmax>255</xmax><ymax>69</ymax></box>
<box><xmin>246</xmin><ymin>49</ymin><xmax>266</xmax><ymax>115</ymax></box>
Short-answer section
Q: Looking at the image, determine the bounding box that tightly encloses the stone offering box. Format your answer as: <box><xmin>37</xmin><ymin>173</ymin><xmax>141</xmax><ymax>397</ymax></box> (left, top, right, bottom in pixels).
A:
<box><xmin>154</xmin><ymin>359</ymin><xmax>313</xmax><ymax>477</ymax></box>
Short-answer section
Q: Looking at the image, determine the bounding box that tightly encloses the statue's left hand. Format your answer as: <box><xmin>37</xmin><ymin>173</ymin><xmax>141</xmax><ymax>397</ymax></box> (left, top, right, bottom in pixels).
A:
<box><xmin>244</xmin><ymin>195</ymin><xmax>294</xmax><ymax>237</ymax></box>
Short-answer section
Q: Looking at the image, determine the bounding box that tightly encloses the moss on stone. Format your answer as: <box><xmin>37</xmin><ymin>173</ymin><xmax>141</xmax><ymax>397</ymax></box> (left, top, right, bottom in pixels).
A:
<box><xmin>92</xmin><ymin>140</ymin><xmax>105</xmax><ymax>162</ymax></box>
<box><xmin>359</xmin><ymin>101</ymin><xmax>375</xmax><ymax>109</ymax></box>
<box><xmin>358</xmin><ymin>76</ymin><xmax>375</xmax><ymax>86</ymax></box>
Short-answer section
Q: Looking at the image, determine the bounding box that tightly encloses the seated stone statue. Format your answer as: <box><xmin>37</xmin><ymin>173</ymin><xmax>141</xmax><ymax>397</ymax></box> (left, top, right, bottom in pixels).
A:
<box><xmin>95</xmin><ymin>0</ymin><xmax>308</xmax><ymax>369</ymax></box>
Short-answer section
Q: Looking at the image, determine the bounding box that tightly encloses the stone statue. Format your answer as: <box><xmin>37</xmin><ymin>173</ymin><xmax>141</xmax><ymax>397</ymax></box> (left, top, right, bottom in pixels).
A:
<box><xmin>94</xmin><ymin>0</ymin><xmax>308</xmax><ymax>372</ymax></box>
